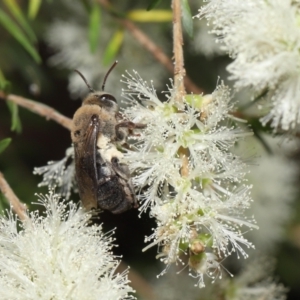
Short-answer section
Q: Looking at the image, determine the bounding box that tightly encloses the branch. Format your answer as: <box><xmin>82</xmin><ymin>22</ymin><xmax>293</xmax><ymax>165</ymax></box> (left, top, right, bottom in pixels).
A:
<box><xmin>179</xmin><ymin>147</ymin><xmax>189</xmax><ymax>177</ymax></box>
<box><xmin>172</xmin><ymin>0</ymin><xmax>186</xmax><ymax>105</ymax></box>
<box><xmin>97</xmin><ymin>0</ymin><xmax>203</xmax><ymax>94</ymax></box>
<box><xmin>0</xmin><ymin>172</ymin><xmax>28</xmax><ymax>221</ymax></box>
<box><xmin>0</xmin><ymin>91</ymin><xmax>72</xmax><ymax>130</ymax></box>
<box><xmin>172</xmin><ymin>0</ymin><xmax>189</xmax><ymax>177</ymax></box>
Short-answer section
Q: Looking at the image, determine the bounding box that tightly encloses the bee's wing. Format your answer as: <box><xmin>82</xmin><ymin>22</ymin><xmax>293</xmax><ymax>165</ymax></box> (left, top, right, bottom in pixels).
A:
<box><xmin>110</xmin><ymin>159</ymin><xmax>130</xmax><ymax>180</ymax></box>
<box><xmin>110</xmin><ymin>159</ymin><xmax>138</xmax><ymax>207</ymax></box>
<box><xmin>74</xmin><ymin>114</ymin><xmax>99</xmax><ymax>210</ymax></box>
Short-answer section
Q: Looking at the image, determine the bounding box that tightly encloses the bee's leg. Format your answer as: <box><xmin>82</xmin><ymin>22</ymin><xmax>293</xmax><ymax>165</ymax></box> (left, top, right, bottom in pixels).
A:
<box><xmin>116</xmin><ymin>121</ymin><xmax>146</xmax><ymax>130</ymax></box>
<box><xmin>115</xmin><ymin>121</ymin><xmax>146</xmax><ymax>142</ymax></box>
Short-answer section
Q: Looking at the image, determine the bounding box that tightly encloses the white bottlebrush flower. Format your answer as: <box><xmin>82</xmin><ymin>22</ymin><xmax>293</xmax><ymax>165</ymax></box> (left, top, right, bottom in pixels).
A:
<box><xmin>0</xmin><ymin>192</ymin><xmax>134</xmax><ymax>300</ymax></box>
<box><xmin>192</xmin><ymin>18</ymin><xmax>224</xmax><ymax>58</ymax></box>
<box><xmin>121</xmin><ymin>71</ymin><xmax>257</xmax><ymax>287</ymax></box>
<box><xmin>189</xmin><ymin>0</ymin><xmax>224</xmax><ymax>58</ymax></box>
<box><xmin>197</xmin><ymin>0</ymin><xmax>300</xmax><ymax>131</ymax></box>
<box><xmin>33</xmin><ymin>147</ymin><xmax>76</xmax><ymax>199</ymax></box>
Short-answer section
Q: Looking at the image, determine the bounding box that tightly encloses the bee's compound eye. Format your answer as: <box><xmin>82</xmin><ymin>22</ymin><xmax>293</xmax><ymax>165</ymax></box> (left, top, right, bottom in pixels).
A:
<box><xmin>99</xmin><ymin>94</ymin><xmax>117</xmax><ymax>103</ymax></box>
<box><xmin>111</xmin><ymin>157</ymin><xmax>119</xmax><ymax>164</ymax></box>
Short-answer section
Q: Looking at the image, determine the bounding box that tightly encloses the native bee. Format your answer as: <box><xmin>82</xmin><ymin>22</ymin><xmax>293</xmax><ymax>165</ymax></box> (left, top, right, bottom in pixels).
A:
<box><xmin>71</xmin><ymin>62</ymin><xmax>145</xmax><ymax>214</ymax></box>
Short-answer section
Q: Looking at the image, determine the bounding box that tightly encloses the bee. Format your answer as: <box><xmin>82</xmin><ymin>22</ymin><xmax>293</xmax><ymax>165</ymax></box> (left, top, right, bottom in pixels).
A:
<box><xmin>71</xmin><ymin>62</ymin><xmax>145</xmax><ymax>214</ymax></box>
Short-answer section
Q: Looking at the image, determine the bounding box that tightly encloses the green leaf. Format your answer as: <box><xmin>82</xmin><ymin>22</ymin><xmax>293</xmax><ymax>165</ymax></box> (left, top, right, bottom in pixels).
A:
<box><xmin>3</xmin><ymin>0</ymin><xmax>37</xmax><ymax>42</ymax></box>
<box><xmin>102</xmin><ymin>29</ymin><xmax>124</xmax><ymax>66</ymax></box>
<box><xmin>88</xmin><ymin>4</ymin><xmax>101</xmax><ymax>54</ymax></box>
<box><xmin>28</xmin><ymin>0</ymin><xmax>42</xmax><ymax>20</ymax></box>
<box><xmin>181</xmin><ymin>0</ymin><xmax>193</xmax><ymax>38</ymax></box>
<box><xmin>147</xmin><ymin>0</ymin><xmax>163</xmax><ymax>11</ymax></box>
<box><xmin>6</xmin><ymin>101</ymin><xmax>22</xmax><ymax>133</ymax></box>
<box><xmin>0</xmin><ymin>138</ymin><xmax>12</xmax><ymax>155</ymax></box>
<box><xmin>79</xmin><ymin>0</ymin><xmax>91</xmax><ymax>13</ymax></box>
<box><xmin>0</xmin><ymin>9</ymin><xmax>41</xmax><ymax>63</ymax></box>
<box><xmin>0</xmin><ymin>69</ymin><xmax>10</xmax><ymax>91</ymax></box>
<box><xmin>127</xmin><ymin>9</ymin><xmax>172</xmax><ymax>22</ymax></box>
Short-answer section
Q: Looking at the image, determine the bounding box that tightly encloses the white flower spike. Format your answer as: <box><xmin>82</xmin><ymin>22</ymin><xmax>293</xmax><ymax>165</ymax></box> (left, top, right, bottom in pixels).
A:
<box><xmin>197</xmin><ymin>0</ymin><xmax>300</xmax><ymax>131</ymax></box>
<box><xmin>0</xmin><ymin>192</ymin><xmax>134</xmax><ymax>300</ymax></box>
<box><xmin>121</xmin><ymin>71</ymin><xmax>257</xmax><ymax>287</ymax></box>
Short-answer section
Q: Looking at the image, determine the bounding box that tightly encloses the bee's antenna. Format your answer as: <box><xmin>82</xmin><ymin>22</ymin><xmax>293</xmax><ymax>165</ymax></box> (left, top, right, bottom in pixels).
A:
<box><xmin>74</xmin><ymin>70</ymin><xmax>95</xmax><ymax>93</ymax></box>
<box><xmin>102</xmin><ymin>61</ymin><xmax>118</xmax><ymax>91</ymax></box>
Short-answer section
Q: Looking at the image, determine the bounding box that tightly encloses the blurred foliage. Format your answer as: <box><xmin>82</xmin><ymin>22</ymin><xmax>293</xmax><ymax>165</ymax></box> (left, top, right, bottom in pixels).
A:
<box><xmin>127</xmin><ymin>9</ymin><xmax>172</xmax><ymax>22</ymax></box>
<box><xmin>28</xmin><ymin>0</ymin><xmax>42</xmax><ymax>20</ymax></box>
<box><xmin>0</xmin><ymin>1</ymin><xmax>299</xmax><ymax>299</ymax></box>
<box><xmin>181</xmin><ymin>0</ymin><xmax>193</xmax><ymax>38</ymax></box>
<box><xmin>102</xmin><ymin>28</ymin><xmax>124</xmax><ymax>65</ymax></box>
<box><xmin>0</xmin><ymin>5</ymin><xmax>40</xmax><ymax>62</ymax></box>
<box><xmin>0</xmin><ymin>138</ymin><xmax>11</xmax><ymax>155</ymax></box>
<box><xmin>88</xmin><ymin>2</ymin><xmax>101</xmax><ymax>53</ymax></box>
<box><xmin>147</xmin><ymin>0</ymin><xmax>163</xmax><ymax>11</ymax></box>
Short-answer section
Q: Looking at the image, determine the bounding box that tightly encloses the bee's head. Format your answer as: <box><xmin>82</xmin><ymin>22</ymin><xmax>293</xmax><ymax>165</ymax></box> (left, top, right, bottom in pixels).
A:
<box><xmin>82</xmin><ymin>92</ymin><xmax>118</xmax><ymax>112</ymax></box>
<box><xmin>75</xmin><ymin>61</ymin><xmax>118</xmax><ymax>112</ymax></box>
